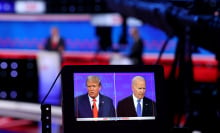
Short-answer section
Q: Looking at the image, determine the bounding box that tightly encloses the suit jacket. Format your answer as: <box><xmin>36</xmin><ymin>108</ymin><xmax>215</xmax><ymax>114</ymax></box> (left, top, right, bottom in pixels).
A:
<box><xmin>74</xmin><ymin>93</ymin><xmax>116</xmax><ymax>118</ymax></box>
<box><xmin>117</xmin><ymin>95</ymin><xmax>156</xmax><ymax>117</ymax></box>
<box><xmin>45</xmin><ymin>37</ymin><xmax>65</xmax><ymax>52</ymax></box>
<box><xmin>129</xmin><ymin>38</ymin><xmax>144</xmax><ymax>65</ymax></box>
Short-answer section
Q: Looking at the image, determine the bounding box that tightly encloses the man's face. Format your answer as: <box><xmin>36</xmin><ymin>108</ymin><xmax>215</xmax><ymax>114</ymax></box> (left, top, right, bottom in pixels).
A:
<box><xmin>132</xmin><ymin>79</ymin><xmax>146</xmax><ymax>99</ymax></box>
<box><xmin>51</xmin><ymin>27</ymin><xmax>59</xmax><ymax>36</ymax></box>
<box><xmin>87</xmin><ymin>81</ymin><xmax>100</xmax><ymax>99</ymax></box>
<box><xmin>129</xmin><ymin>27</ymin><xmax>138</xmax><ymax>38</ymax></box>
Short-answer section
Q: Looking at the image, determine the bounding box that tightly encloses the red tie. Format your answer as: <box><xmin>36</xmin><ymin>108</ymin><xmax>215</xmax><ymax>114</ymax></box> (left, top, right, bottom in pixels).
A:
<box><xmin>92</xmin><ymin>99</ymin><xmax>98</xmax><ymax>118</ymax></box>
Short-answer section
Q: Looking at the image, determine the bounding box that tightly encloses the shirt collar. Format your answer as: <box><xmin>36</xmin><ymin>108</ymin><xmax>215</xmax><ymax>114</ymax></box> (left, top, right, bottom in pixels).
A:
<box><xmin>88</xmin><ymin>94</ymin><xmax>100</xmax><ymax>102</ymax></box>
<box><xmin>132</xmin><ymin>94</ymin><xmax>143</xmax><ymax>102</ymax></box>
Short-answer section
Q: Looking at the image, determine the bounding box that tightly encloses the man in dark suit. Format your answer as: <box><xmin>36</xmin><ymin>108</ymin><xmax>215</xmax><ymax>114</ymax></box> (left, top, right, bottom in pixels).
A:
<box><xmin>128</xmin><ymin>27</ymin><xmax>144</xmax><ymax>65</ymax></box>
<box><xmin>44</xmin><ymin>26</ymin><xmax>65</xmax><ymax>53</ymax></box>
<box><xmin>74</xmin><ymin>76</ymin><xmax>116</xmax><ymax>118</ymax></box>
<box><xmin>42</xmin><ymin>26</ymin><xmax>65</xmax><ymax>63</ymax></box>
<box><xmin>117</xmin><ymin>76</ymin><xmax>156</xmax><ymax>117</ymax></box>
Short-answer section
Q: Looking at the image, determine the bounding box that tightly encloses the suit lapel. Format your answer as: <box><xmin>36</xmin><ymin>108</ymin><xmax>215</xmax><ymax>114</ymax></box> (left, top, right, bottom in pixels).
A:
<box><xmin>83</xmin><ymin>94</ymin><xmax>93</xmax><ymax>117</ymax></box>
<box><xmin>143</xmin><ymin>97</ymin><xmax>149</xmax><ymax>115</ymax></box>
<box><xmin>98</xmin><ymin>94</ymin><xmax>104</xmax><ymax>117</ymax></box>
<box><xmin>142</xmin><ymin>97</ymin><xmax>155</xmax><ymax>116</ymax></box>
<box><xmin>128</xmin><ymin>96</ymin><xmax>137</xmax><ymax>116</ymax></box>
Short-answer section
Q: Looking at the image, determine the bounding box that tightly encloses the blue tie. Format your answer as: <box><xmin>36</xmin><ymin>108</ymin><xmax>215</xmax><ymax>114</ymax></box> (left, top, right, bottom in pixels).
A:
<box><xmin>137</xmin><ymin>99</ymin><xmax>141</xmax><ymax>117</ymax></box>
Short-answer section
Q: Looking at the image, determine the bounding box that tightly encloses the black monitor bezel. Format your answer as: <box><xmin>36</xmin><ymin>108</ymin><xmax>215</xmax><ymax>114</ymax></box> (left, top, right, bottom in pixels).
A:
<box><xmin>61</xmin><ymin>65</ymin><xmax>170</xmax><ymax>133</ymax></box>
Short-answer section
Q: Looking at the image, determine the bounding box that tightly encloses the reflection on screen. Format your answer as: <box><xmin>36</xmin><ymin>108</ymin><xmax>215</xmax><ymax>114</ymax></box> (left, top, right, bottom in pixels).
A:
<box><xmin>73</xmin><ymin>72</ymin><xmax>156</xmax><ymax>121</ymax></box>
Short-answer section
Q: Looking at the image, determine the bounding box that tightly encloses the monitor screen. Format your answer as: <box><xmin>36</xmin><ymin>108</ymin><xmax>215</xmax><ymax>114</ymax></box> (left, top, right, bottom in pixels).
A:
<box><xmin>61</xmin><ymin>65</ymin><xmax>170</xmax><ymax>133</ymax></box>
<box><xmin>74</xmin><ymin>72</ymin><xmax>156</xmax><ymax>121</ymax></box>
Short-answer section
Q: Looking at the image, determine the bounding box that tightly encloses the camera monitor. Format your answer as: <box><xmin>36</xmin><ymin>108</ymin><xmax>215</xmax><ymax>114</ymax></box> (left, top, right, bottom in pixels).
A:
<box><xmin>61</xmin><ymin>65</ymin><xmax>170</xmax><ymax>133</ymax></box>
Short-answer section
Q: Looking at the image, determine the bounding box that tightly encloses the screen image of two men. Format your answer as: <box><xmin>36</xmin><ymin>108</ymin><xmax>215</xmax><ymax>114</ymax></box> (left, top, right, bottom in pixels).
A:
<box><xmin>74</xmin><ymin>74</ymin><xmax>156</xmax><ymax>119</ymax></box>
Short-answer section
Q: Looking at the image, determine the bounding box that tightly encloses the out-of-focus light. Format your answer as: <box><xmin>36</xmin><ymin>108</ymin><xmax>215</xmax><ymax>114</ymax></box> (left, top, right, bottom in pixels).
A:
<box><xmin>91</xmin><ymin>13</ymin><xmax>122</xmax><ymax>26</ymax></box>
<box><xmin>0</xmin><ymin>2</ymin><xmax>14</xmax><ymax>13</ymax></box>
<box><xmin>10</xmin><ymin>70</ymin><xmax>18</xmax><ymax>78</ymax></box>
<box><xmin>0</xmin><ymin>91</ymin><xmax>7</xmax><ymax>99</ymax></box>
<box><xmin>3</xmin><ymin>3</ymin><xmax>11</xmax><ymax>11</ymax></box>
<box><xmin>27</xmin><ymin>62</ymin><xmax>33</xmax><ymax>69</ymax></box>
<box><xmin>15</xmin><ymin>0</ymin><xmax>46</xmax><ymax>14</ymax></box>
<box><xmin>127</xmin><ymin>17</ymin><xmax>143</xmax><ymax>26</ymax></box>
<box><xmin>212</xmin><ymin>89</ymin><xmax>218</xmax><ymax>96</ymax></box>
<box><xmin>192</xmin><ymin>130</ymin><xmax>202</xmax><ymax>133</ymax></box>
<box><xmin>192</xmin><ymin>89</ymin><xmax>201</xmax><ymax>95</ymax></box>
<box><xmin>0</xmin><ymin>62</ymin><xmax>8</xmax><ymax>69</ymax></box>
<box><xmin>69</xmin><ymin>6</ymin><xmax>75</xmax><ymax>12</ymax></box>
<box><xmin>10</xmin><ymin>91</ymin><xmax>17</xmax><ymax>99</ymax></box>
<box><xmin>11</xmin><ymin>62</ymin><xmax>18</xmax><ymax>69</ymax></box>
<box><xmin>193</xmin><ymin>110</ymin><xmax>199</xmax><ymax>116</ymax></box>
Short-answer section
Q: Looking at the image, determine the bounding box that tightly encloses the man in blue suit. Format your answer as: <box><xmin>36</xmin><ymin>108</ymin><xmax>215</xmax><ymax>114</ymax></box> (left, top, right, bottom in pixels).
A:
<box><xmin>74</xmin><ymin>76</ymin><xmax>116</xmax><ymax>118</ymax></box>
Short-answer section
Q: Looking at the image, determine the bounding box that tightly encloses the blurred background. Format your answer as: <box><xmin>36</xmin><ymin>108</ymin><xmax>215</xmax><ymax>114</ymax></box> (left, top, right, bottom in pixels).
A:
<box><xmin>0</xmin><ymin>0</ymin><xmax>219</xmax><ymax>133</ymax></box>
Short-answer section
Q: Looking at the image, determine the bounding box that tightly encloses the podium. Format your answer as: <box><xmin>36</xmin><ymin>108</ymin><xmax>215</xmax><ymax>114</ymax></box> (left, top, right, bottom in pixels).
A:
<box><xmin>37</xmin><ymin>51</ymin><xmax>62</xmax><ymax>105</ymax></box>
